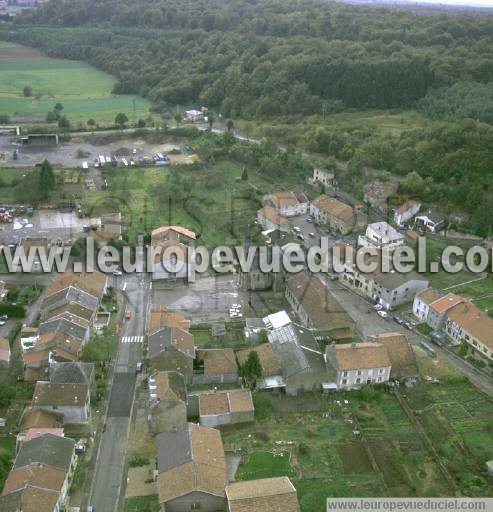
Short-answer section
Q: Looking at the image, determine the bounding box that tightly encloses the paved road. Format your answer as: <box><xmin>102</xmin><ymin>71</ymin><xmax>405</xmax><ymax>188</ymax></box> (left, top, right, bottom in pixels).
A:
<box><xmin>88</xmin><ymin>272</ymin><xmax>151</xmax><ymax>512</ymax></box>
<box><xmin>317</xmin><ymin>274</ymin><xmax>493</xmax><ymax>396</ymax></box>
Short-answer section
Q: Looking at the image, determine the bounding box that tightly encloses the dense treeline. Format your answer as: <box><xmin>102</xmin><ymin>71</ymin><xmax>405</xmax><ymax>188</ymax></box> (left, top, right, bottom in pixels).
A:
<box><xmin>7</xmin><ymin>0</ymin><xmax>493</xmax><ymax>116</ymax></box>
<box><xmin>4</xmin><ymin>0</ymin><xmax>493</xmax><ymax>233</ymax></box>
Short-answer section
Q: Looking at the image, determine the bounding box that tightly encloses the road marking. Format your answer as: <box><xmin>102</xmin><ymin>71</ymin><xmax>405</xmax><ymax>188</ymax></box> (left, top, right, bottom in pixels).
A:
<box><xmin>121</xmin><ymin>335</ymin><xmax>144</xmax><ymax>343</ymax></box>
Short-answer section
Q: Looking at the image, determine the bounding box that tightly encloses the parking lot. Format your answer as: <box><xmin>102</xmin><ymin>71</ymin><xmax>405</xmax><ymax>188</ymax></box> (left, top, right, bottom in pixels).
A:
<box><xmin>151</xmin><ymin>274</ymin><xmax>250</xmax><ymax>323</ymax></box>
<box><xmin>0</xmin><ymin>209</ymin><xmax>90</xmax><ymax>245</ymax></box>
<box><xmin>0</xmin><ymin>135</ymin><xmax>196</xmax><ymax>168</ymax></box>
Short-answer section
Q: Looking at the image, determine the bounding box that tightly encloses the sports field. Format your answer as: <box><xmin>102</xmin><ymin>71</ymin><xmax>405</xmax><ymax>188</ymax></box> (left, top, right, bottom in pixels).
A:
<box><xmin>0</xmin><ymin>43</ymin><xmax>151</xmax><ymax>124</ymax></box>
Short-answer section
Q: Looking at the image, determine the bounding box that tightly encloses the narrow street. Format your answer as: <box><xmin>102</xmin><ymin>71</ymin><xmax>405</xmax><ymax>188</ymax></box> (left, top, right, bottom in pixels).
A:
<box><xmin>87</xmin><ymin>272</ymin><xmax>151</xmax><ymax>512</ymax></box>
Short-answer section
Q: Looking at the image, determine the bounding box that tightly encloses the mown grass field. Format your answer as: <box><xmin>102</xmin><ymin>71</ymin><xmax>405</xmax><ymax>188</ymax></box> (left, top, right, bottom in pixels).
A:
<box><xmin>0</xmin><ymin>43</ymin><xmax>151</xmax><ymax>124</ymax></box>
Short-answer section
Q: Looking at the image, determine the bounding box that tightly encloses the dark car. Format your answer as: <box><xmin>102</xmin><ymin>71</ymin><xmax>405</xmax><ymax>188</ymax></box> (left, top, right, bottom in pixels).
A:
<box><xmin>393</xmin><ymin>316</ymin><xmax>403</xmax><ymax>325</ymax></box>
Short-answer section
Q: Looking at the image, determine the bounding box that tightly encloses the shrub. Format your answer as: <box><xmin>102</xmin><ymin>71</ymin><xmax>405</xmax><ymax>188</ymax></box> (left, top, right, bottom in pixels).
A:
<box><xmin>128</xmin><ymin>455</ymin><xmax>149</xmax><ymax>468</ymax></box>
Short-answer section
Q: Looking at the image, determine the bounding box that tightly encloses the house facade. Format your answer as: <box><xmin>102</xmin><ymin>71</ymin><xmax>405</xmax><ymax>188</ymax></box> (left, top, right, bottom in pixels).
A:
<box><xmin>313</xmin><ymin>168</ymin><xmax>335</xmax><ymax>187</ymax></box>
<box><xmin>156</xmin><ymin>423</ymin><xmax>227</xmax><ymax>512</ymax></box>
<box><xmin>310</xmin><ymin>195</ymin><xmax>357</xmax><ymax>234</ymax></box>
<box><xmin>31</xmin><ymin>382</ymin><xmax>91</xmax><ymax>424</ymax></box>
<box><xmin>412</xmin><ymin>288</ymin><xmax>441</xmax><ymax>323</ymax></box>
<box><xmin>371</xmin><ymin>271</ymin><xmax>429</xmax><ymax>310</ymax></box>
<box><xmin>264</xmin><ymin>191</ymin><xmax>308</xmax><ymax>217</ymax></box>
<box><xmin>198</xmin><ymin>390</ymin><xmax>254</xmax><ymax>428</ymax></box>
<box><xmin>445</xmin><ymin>303</ymin><xmax>493</xmax><ymax>360</ymax></box>
<box><xmin>325</xmin><ymin>342</ymin><xmax>392</xmax><ymax>389</ymax></box>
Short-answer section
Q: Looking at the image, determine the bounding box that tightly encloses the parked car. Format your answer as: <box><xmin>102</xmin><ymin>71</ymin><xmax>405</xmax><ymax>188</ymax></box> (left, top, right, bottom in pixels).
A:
<box><xmin>125</xmin><ymin>309</ymin><xmax>131</xmax><ymax>320</ymax></box>
<box><xmin>373</xmin><ymin>303</ymin><xmax>383</xmax><ymax>311</ymax></box>
<box><xmin>377</xmin><ymin>310</ymin><xmax>389</xmax><ymax>320</ymax></box>
<box><xmin>309</xmin><ymin>232</ymin><xmax>315</xmax><ymax>237</ymax></box>
<box><xmin>404</xmin><ymin>321</ymin><xmax>414</xmax><ymax>331</ymax></box>
<box><xmin>305</xmin><ymin>217</ymin><xmax>312</xmax><ymax>223</ymax></box>
<box><xmin>293</xmin><ymin>226</ymin><xmax>301</xmax><ymax>233</ymax></box>
<box><xmin>393</xmin><ymin>316</ymin><xmax>403</xmax><ymax>325</ymax></box>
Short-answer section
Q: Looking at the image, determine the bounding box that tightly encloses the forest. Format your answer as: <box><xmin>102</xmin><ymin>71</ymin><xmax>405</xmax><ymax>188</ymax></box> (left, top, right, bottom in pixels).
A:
<box><xmin>2</xmin><ymin>0</ymin><xmax>493</xmax><ymax>234</ymax></box>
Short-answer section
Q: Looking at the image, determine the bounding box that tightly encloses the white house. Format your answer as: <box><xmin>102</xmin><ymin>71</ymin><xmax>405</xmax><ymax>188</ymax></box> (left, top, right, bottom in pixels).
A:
<box><xmin>325</xmin><ymin>342</ymin><xmax>392</xmax><ymax>389</ymax></box>
<box><xmin>371</xmin><ymin>271</ymin><xmax>429</xmax><ymax>310</ymax></box>
<box><xmin>415</xmin><ymin>212</ymin><xmax>447</xmax><ymax>233</ymax></box>
<box><xmin>394</xmin><ymin>200</ymin><xmax>421</xmax><ymax>227</ymax></box>
<box><xmin>412</xmin><ymin>288</ymin><xmax>441</xmax><ymax>323</ymax></box>
<box><xmin>264</xmin><ymin>191</ymin><xmax>308</xmax><ymax>217</ymax></box>
<box><xmin>358</xmin><ymin>222</ymin><xmax>404</xmax><ymax>252</ymax></box>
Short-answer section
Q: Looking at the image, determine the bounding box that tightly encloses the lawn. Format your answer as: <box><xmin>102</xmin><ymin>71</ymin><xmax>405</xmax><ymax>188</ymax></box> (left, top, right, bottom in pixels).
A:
<box><xmin>84</xmin><ymin>159</ymin><xmax>263</xmax><ymax>245</ymax></box>
<box><xmin>123</xmin><ymin>494</ymin><xmax>159</xmax><ymax>512</ymax></box>
<box><xmin>235</xmin><ymin>450</ymin><xmax>296</xmax><ymax>480</ymax></box>
<box><xmin>0</xmin><ymin>43</ymin><xmax>151</xmax><ymax>124</ymax></box>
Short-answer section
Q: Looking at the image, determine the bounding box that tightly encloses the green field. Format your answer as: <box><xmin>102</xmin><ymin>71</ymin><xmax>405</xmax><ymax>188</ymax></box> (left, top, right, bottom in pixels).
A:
<box><xmin>224</xmin><ymin>377</ymin><xmax>493</xmax><ymax>511</ymax></box>
<box><xmin>236</xmin><ymin>450</ymin><xmax>296</xmax><ymax>480</ymax></box>
<box><xmin>84</xmin><ymin>159</ymin><xmax>265</xmax><ymax>246</ymax></box>
<box><xmin>0</xmin><ymin>43</ymin><xmax>151</xmax><ymax>124</ymax></box>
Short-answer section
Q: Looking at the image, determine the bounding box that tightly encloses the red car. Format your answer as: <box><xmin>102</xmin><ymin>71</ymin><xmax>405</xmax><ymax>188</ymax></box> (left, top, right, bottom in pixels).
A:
<box><xmin>125</xmin><ymin>309</ymin><xmax>131</xmax><ymax>320</ymax></box>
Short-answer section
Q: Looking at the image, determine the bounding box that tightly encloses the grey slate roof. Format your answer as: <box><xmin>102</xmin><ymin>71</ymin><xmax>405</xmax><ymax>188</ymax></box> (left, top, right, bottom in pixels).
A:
<box><xmin>373</xmin><ymin>270</ymin><xmax>428</xmax><ymax>291</ymax></box>
<box><xmin>156</xmin><ymin>424</ymin><xmax>192</xmax><ymax>473</ymax></box>
<box><xmin>42</xmin><ymin>286</ymin><xmax>99</xmax><ymax>315</ymax></box>
<box><xmin>14</xmin><ymin>433</ymin><xmax>75</xmax><ymax>472</ymax></box>
<box><xmin>38</xmin><ymin>317</ymin><xmax>88</xmax><ymax>342</ymax></box>
<box><xmin>49</xmin><ymin>362</ymin><xmax>95</xmax><ymax>385</ymax></box>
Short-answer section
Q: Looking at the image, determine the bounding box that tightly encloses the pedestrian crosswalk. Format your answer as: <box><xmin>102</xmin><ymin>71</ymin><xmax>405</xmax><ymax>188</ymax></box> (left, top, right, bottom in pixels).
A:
<box><xmin>121</xmin><ymin>336</ymin><xmax>144</xmax><ymax>344</ymax></box>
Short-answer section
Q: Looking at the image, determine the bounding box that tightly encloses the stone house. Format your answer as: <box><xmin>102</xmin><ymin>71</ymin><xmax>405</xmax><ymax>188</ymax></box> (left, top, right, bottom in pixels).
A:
<box><xmin>226</xmin><ymin>476</ymin><xmax>300</xmax><ymax>512</ymax></box>
<box><xmin>394</xmin><ymin>200</ymin><xmax>421</xmax><ymax>227</ymax></box>
<box><xmin>194</xmin><ymin>348</ymin><xmax>239</xmax><ymax>385</ymax></box>
<box><xmin>31</xmin><ymin>382</ymin><xmax>91</xmax><ymax>424</ymax></box>
<box><xmin>310</xmin><ymin>195</ymin><xmax>360</xmax><ymax>234</ymax></box>
<box><xmin>371</xmin><ymin>271</ymin><xmax>429</xmax><ymax>310</ymax></box>
<box><xmin>325</xmin><ymin>342</ymin><xmax>392</xmax><ymax>389</ymax></box>
<box><xmin>156</xmin><ymin>423</ymin><xmax>227</xmax><ymax>512</ymax></box>
<box><xmin>285</xmin><ymin>273</ymin><xmax>355</xmax><ymax>341</ymax></box>
<box><xmin>148</xmin><ymin>371</ymin><xmax>187</xmax><ymax>434</ymax></box>
<box><xmin>445</xmin><ymin>303</ymin><xmax>493</xmax><ymax>360</ymax></box>
<box><xmin>198</xmin><ymin>390</ymin><xmax>254</xmax><ymax>428</ymax></box>
<box><xmin>148</xmin><ymin>327</ymin><xmax>195</xmax><ymax>383</ymax></box>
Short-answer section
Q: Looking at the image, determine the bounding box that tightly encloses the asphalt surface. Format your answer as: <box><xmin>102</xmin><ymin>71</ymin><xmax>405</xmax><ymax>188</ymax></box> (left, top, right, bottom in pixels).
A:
<box><xmin>88</xmin><ymin>272</ymin><xmax>151</xmax><ymax>512</ymax></box>
<box><xmin>317</xmin><ymin>273</ymin><xmax>493</xmax><ymax>397</ymax></box>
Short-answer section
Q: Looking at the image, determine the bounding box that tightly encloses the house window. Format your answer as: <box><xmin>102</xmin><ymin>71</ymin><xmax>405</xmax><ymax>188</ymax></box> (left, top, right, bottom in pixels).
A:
<box><xmin>343</xmin><ymin>371</ymin><xmax>348</xmax><ymax>377</ymax></box>
<box><xmin>356</xmin><ymin>378</ymin><xmax>361</xmax><ymax>384</ymax></box>
<box><xmin>379</xmin><ymin>368</ymin><xmax>384</xmax><ymax>374</ymax></box>
<box><xmin>357</xmin><ymin>370</ymin><xmax>362</xmax><ymax>376</ymax></box>
<box><xmin>342</xmin><ymin>379</ymin><xmax>347</xmax><ymax>385</ymax></box>
<box><xmin>377</xmin><ymin>377</ymin><xmax>382</xmax><ymax>383</ymax></box>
